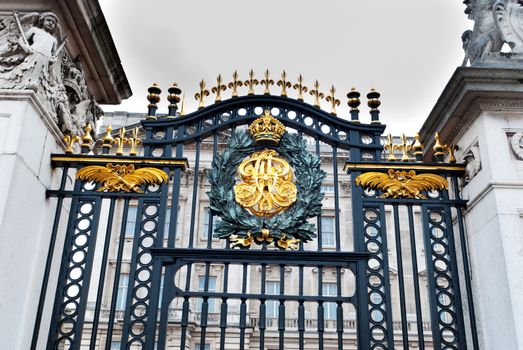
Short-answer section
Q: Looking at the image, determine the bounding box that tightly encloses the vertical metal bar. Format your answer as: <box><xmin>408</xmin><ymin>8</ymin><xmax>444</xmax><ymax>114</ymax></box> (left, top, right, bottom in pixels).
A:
<box><xmin>332</xmin><ymin>146</ymin><xmax>341</xmax><ymax>251</ymax></box>
<box><xmin>89</xmin><ymin>198</ymin><xmax>117</xmax><ymax>349</ymax></box>
<box><xmin>278</xmin><ymin>265</ymin><xmax>285</xmax><ymax>350</ymax></box>
<box><xmin>259</xmin><ymin>263</ymin><xmax>267</xmax><ymax>350</ymax></box>
<box><xmin>317</xmin><ymin>265</ymin><xmax>324</xmax><ymax>350</ymax></box>
<box><xmin>298</xmin><ymin>265</ymin><xmax>305</xmax><ymax>350</ymax></box>
<box><xmin>207</xmin><ymin>132</ymin><xmax>219</xmax><ymax>248</ymax></box>
<box><xmin>179</xmin><ymin>264</ymin><xmax>193</xmax><ymax>350</ymax></box>
<box><xmin>336</xmin><ymin>266</ymin><xmax>343</xmax><ymax>350</ymax></box>
<box><xmin>198</xmin><ymin>263</ymin><xmax>211</xmax><ymax>349</ymax></box>
<box><xmin>105</xmin><ymin>198</ymin><xmax>130</xmax><ymax>350</ymax></box>
<box><xmin>393</xmin><ymin>204</ymin><xmax>409</xmax><ymax>349</ymax></box>
<box><xmin>31</xmin><ymin>166</ymin><xmax>69</xmax><ymax>350</ymax></box>
<box><xmin>188</xmin><ymin>139</ymin><xmax>201</xmax><ymax>248</ymax></box>
<box><xmin>219</xmin><ymin>262</ymin><xmax>229</xmax><ymax>350</ymax></box>
<box><xmin>315</xmin><ymin>137</ymin><xmax>323</xmax><ymax>252</ymax></box>
<box><xmin>239</xmin><ymin>264</ymin><xmax>248</xmax><ymax>350</ymax></box>
<box><xmin>452</xmin><ymin>177</ymin><xmax>479</xmax><ymax>350</ymax></box>
<box><xmin>407</xmin><ymin>204</ymin><xmax>425</xmax><ymax>350</ymax></box>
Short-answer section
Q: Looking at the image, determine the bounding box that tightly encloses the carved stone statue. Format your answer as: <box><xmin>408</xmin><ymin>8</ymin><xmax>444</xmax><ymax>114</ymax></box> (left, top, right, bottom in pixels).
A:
<box><xmin>462</xmin><ymin>0</ymin><xmax>523</xmax><ymax>66</ymax></box>
<box><xmin>0</xmin><ymin>11</ymin><xmax>102</xmax><ymax>137</ymax></box>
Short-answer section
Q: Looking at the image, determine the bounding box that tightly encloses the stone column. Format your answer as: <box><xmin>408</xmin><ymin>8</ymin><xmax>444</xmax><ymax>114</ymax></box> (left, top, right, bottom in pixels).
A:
<box><xmin>419</xmin><ymin>67</ymin><xmax>523</xmax><ymax>350</ymax></box>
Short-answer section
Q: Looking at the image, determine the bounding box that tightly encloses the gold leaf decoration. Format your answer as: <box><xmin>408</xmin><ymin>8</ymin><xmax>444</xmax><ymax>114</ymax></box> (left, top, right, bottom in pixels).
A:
<box><xmin>234</xmin><ymin>150</ymin><xmax>297</xmax><ymax>217</ymax></box>
<box><xmin>76</xmin><ymin>164</ymin><xmax>169</xmax><ymax>193</ymax></box>
<box><xmin>355</xmin><ymin>169</ymin><xmax>448</xmax><ymax>199</ymax></box>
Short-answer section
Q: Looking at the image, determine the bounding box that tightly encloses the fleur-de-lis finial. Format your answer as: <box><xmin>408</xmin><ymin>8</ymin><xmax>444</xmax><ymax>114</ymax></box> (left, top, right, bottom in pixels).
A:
<box><xmin>244</xmin><ymin>69</ymin><xmax>259</xmax><ymax>95</ymax></box>
<box><xmin>194</xmin><ymin>79</ymin><xmax>210</xmax><ymax>109</ymax></box>
<box><xmin>101</xmin><ymin>124</ymin><xmax>113</xmax><ymax>154</ymax></box>
<box><xmin>64</xmin><ymin>134</ymin><xmax>80</xmax><ymax>154</ymax></box>
<box><xmin>261</xmin><ymin>69</ymin><xmax>274</xmax><ymax>95</ymax></box>
<box><xmin>277</xmin><ymin>70</ymin><xmax>292</xmax><ymax>97</ymax></box>
<box><xmin>126</xmin><ymin>127</ymin><xmax>142</xmax><ymax>156</ymax></box>
<box><xmin>445</xmin><ymin>144</ymin><xmax>458</xmax><ymax>163</ymax></box>
<box><xmin>211</xmin><ymin>74</ymin><xmax>227</xmax><ymax>102</ymax></box>
<box><xmin>309</xmin><ymin>80</ymin><xmax>324</xmax><ymax>108</ymax></box>
<box><xmin>384</xmin><ymin>134</ymin><xmax>397</xmax><ymax>162</ymax></box>
<box><xmin>412</xmin><ymin>133</ymin><xmax>424</xmax><ymax>161</ymax></box>
<box><xmin>113</xmin><ymin>127</ymin><xmax>128</xmax><ymax>156</ymax></box>
<box><xmin>399</xmin><ymin>134</ymin><xmax>412</xmax><ymax>162</ymax></box>
<box><xmin>325</xmin><ymin>85</ymin><xmax>341</xmax><ymax>116</ymax></box>
<box><xmin>293</xmin><ymin>75</ymin><xmax>308</xmax><ymax>101</ymax></box>
<box><xmin>228</xmin><ymin>70</ymin><xmax>243</xmax><ymax>97</ymax></box>
<box><xmin>81</xmin><ymin>124</ymin><xmax>94</xmax><ymax>153</ymax></box>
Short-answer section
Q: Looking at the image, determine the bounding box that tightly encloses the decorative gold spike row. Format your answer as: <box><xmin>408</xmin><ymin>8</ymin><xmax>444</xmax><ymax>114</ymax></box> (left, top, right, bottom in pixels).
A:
<box><xmin>64</xmin><ymin>134</ymin><xmax>80</xmax><ymax>154</ymax></box>
<box><xmin>64</xmin><ymin>124</ymin><xmax>94</xmax><ymax>154</ymax></box>
<box><xmin>81</xmin><ymin>124</ymin><xmax>94</xmax><ymax>151</ymax></box>
<box><xmin>309</xmin><ymin>80</ymin><xmax>324</xmax><ymax>108</ymax></box>
<box><xmin>101</xmin><ymin>124</ymin><xmax>113</xmax><ymax>153</ymax></box>
<box><xmin>277</xmin><ymin>70</ymin><xmax>291</xmax><ymax>97</ymax></box>
<box><xmin>113</xmin><ymin>127</ymin><xmax>128</xmax><ymax>156</ymax></box>
<box><xmin>325</xmin><ymin>85</ymin><xmax>340</xmax><ymax>116</ymax></box>
<box><xmin>412</xmin><ymin>133</ymin><xmax>424</xmax><ymax>159</ymax></box>
<box><xmin>398</xmin><ymin>134</ymin><xmax>411</xmax><ymax>162</ymax></box>
<box><xmin>383</xmin><ymin>134</ymin><xmax>420</xmax><ymax>162</ymax></box>
<box><xmin>261</xmin><ymin>69</ymin><xmax>274</xmax><ymax>95</ymax></box>
<box><xmin>228</xmin><ymin>70</ymin><xmax>243</xmax><ymax>97</ymax></box>
<box><xmin>355</xmin><ymin>169</ymin><xmax>449</xmax><ymax>199</ymax></box>
<box><xmin>433</xmin><ymin>132</ymin><xmax>457</xmax><ymax>163</ymax></box>
<box><xmin>384</xmin><ymin>134</ymin><xmax>397</xmax><ymax>162</ymax></box>
<box><xmin>293</xmin><ymin>75</ymin><xmax>308</xmax><ymax>101</ymax></box>
<box><xmin>76</xmin><ymin>163</ymin><xmax>169</xmax><ymax>193</ymax></box>
<box><xmin>211</xmin><ymin>74</ymin><xmax>227</xmax><ymax>102</ymax></box>
<box><xmin>245</xmin><ymin>69</ymin><xmax>259</xmax><ymax>95</ymax></box>
<box><xmin>194</xmin><ymin>79</ymin><xmax>210</xmax><ymax>109</ymax></box>
<box><xmin>126</xmin><ymin>128</ymin><xmax>142</xmax><ymax>156</ymax></box>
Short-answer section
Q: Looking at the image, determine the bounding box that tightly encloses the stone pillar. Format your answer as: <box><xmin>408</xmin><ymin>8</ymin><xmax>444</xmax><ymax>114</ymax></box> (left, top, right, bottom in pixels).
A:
<box><xmin>419</xmin><ymin>67</ymin><xmax>523</xmax><ymax>350</ymax></box>
<box><xmin>0</xmin><ymin>3</ymin><xmax>131</xmax><ymax>349</ymax></box>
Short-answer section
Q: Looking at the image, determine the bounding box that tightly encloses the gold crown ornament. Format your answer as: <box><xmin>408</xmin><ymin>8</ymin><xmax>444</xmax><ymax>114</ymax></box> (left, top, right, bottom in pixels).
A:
<box><xmin>248</xmin><ymin>110</ymin><xmax>286</xmax><ymax>144</ymax></box>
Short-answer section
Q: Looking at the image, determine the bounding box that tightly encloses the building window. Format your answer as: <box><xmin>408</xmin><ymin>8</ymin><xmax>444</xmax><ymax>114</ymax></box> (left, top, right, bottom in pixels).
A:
<box><xmin>321</xmin><ymin>185</ymin><xmax>335</xmax><ymax>193</ymax></box>
<box><xmin>125</xmin><ymin>206</ymin><xmax>138</xmax><ymax>237</ymax></box>
<box><xmin>195</xmin><ymin>344</ymin><xmax>210</xmax><ymax>350</ymax></box>
<box><xmin>266</xmin><ymin>281</ymin><xmax>280</xmax><ymax>318</ymax></box>
<box><xmin>202</xmin><ymin>207</ymin><xmax>216</xmax><ymax>239</ymax></box>
<box><xmin>197</xmin><ymin>276</ymin><xmax>217</xmax><ymax>312</ymax></box>
<box><xmin>321</xmin><ymin>217</ymin><xmax>335</xmax><ymax>247</ymax></box>
<box><xmin>116</xmin><ymin>274</ymin><xmax>129</xmax><ymax>310</ymax></box>
<box><xmin>322</xmin><ymin>282</ymin><xmax>337</xmax><ymax>320</ymax></box>
<box><xmin>110</xmin><ymin>342</ymin><xmax>120</xmax><ymax>350</ymax></box>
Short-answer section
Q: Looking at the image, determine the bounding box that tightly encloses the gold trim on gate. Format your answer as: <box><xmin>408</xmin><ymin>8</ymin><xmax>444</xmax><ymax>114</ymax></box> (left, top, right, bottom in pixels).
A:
<box><xmin>76</xmin><ymin>164</ymin><xmax>169</xmax><ymax>193</ymax></box>
<box><xmin>355</xmin><ymin>169</ymin><xmax>448</xmax><ymax>199</ymax></box>
<box><xmin>234</xmin><ymin>149</ymin><xmax>297</xmax><ymax>217</ymax></box>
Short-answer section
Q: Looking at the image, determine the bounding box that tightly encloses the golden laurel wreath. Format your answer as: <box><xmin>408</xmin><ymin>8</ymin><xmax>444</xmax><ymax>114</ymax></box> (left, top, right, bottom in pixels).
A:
<box><xmin>207</xmin><ymin>131</ymin><xmax>325</xmax><ymax>249</ymax></box>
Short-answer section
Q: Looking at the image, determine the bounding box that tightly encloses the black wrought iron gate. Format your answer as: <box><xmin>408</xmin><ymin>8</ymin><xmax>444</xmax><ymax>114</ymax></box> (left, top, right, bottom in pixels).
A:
<box><xmin>32</xmin><ymin>91</ymin><xmax>478</xmax><ymax>349</ymax></box>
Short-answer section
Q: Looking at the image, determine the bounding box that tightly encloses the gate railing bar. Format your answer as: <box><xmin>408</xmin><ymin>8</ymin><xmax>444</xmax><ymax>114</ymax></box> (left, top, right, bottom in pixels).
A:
<box><xmin>218</xmin><ymin>261</ymin><xmax>229</xmax><ymax>350</ymax></box>
<box><xmin>332</xmin><ymin>145</ymin><xmax>341</xmax><ymax>251</ymax></box>
<box><xmin>393</xmin><ymin>204</ymin><xmax>410</xmax><ymax>350</ymax></box>
<box><xmin>451</xmin><ymin>177</ymin><xmax>479</xmax><ymax>350</ymax></box>
<box><xmin>406</xmin><ymin>204</ymin><xmax>426</xmax><ymax>350</ymax></box>
<box><xmin>188</xmin><ymin>138</ymin><xmax>201</xmax><ymax>248</ymax></box>
<box><xmin>46</xmin><ymin>190</ymin><xmax>164</xmax><ymax>199</ymax></box>
<box><xmin>206</xmin><ymin>131</ymin><xmax>219</xmax><ymax>249</ymax></box>
<box><xmin>179</xmin><ymin>263</ymin><xmax>193</xmax><ymax>350</ymax></box>
<box><xmin>278</xmin><ymin>264</ymin><xmax>286</xmax><ymax>350</ymax></box>
<box><xmin>104</xmin><ymin>198</ymin><xmax>130</xmax><ymax>350</ymax></box>
<box><xmin>31</xmin><ymin>165</ymin><xmax>69</xmax><ymax>350</ymax></box>
<box><xmin>315</xmin><ymin>137</ymin><xmax>323</xmax><ymax>252</ymax></box>
<box><xmin>298</xmin><ymin>265</ymin><xmax>305</xmax><ymax>350</ymax></box>
<box><xmin>362</xmin><ymin>197</ymin><xmax>467</xmax><ymax>206</ymax></box>
<box><xmin>89</xmin><ymin>198</ymin><xmax>116</xmax><ymax>350</ymax></box>
<box><xmin>259</xmin><ymin>263</ymin><xmax>267</xmax><ymax>350</ymax></box>
<box><xmin>198</xmin><ymin>262</ymin><xmax>211</xmax><ymax>350</ymax></box>
<box><xmin>239</xmin><ymin>263</ymin><xmax>248</xmax><ymax>350</ymax></box>
<box><xmin>317</xmin><ymin>264</ymin><xmax>325</xmax><ymax>350</ymax></box>
<box><xmin>336</xmin><ymin>266</ymin><xmax>343</xmax><ymax>350</ymax></box>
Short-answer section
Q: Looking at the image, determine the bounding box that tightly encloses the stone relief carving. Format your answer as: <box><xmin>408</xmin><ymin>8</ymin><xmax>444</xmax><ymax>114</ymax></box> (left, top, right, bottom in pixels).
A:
<box><xmin>461</xmin><ymin>143</ymin><xmax>482</xmax><ymax>184</ymax></box>
<box><xmin>462</xmin><ymin>0</ymin><xmax>523</xmax><ymax>66</ymax></box>
<box><xmin>0</xmin><ymin>12</ymin><xmax>102</xmax><ymax>136</ymax></box>
<box><xmin>510</xmin><ymin>131</ymin><xmax>523</xmax><ymax>160</ymax></box>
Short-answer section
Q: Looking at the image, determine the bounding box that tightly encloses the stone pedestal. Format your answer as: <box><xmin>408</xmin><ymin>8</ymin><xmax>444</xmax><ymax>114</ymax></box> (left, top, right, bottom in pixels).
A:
<box><xmin>0</xmin><ymin>90</ymin><xmax>64</xmax><ymax>350</ymax></box>
<box><xmin>420</xmin><ymin>67</ymin><xmax>523</xmax><ymax>350</ymax></box>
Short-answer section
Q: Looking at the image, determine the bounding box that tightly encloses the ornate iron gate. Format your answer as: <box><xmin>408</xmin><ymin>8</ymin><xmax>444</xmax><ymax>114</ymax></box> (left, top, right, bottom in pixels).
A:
<box><xmin>32</xmin><ymin>79</ymin><xmax>478</xmax><ymax>350</ymax></box>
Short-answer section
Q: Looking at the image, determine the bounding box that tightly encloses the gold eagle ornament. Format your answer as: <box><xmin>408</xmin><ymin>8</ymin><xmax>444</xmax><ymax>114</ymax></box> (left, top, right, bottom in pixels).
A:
<box><xmin>76</xmin><ymin>164</ymin><xmax>169</xmax><ymax>193</ymax></box>
<box><xmin>355</xmin><ymin>169</ymin><xmax>448</xmax><ymax>199</ymax></box>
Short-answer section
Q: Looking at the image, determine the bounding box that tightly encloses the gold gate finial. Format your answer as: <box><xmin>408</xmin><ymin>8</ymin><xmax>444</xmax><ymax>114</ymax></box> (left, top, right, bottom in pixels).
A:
<box><xmin>114</xmin><ymin>127</ymin><xmax>128</xmax><ymax>156</ymax></box>
<box><xmin>412</xmin><ymin>133</ymin><xmax>424</xmax><ymax>161</ymax></box>
<box><xmin>277</xmin><ymin>70</ymin><xmax>291</xmax><ymax>97</ymax></box>
<box><xmin>326</xmin><ymin>85</ymin><xmax>340</xmax><ymax>116</ymax></box>
<box><xmin>261</xmin><ymin>69</ymin><xmax>274</xmax><ymax>95</ymax></box>
<box><xmin>64</xmin><ymin>134</ymin><xmax>80</xmax><ymax>154</ymax></box>
<box><xmin>211</xmin><ymin>74</ymin><xmax>227</xmax><ymax>102</ymax></box>
<box><xmin>293</xmin><ymin>74</ymin><xmax>308</xmax><ymax>101</ymax></box>
<box><xmin>244</xmin><ymin>69</ymin><xmax>259</xmax><ymax>95</ymax></box>
<box><xmin>194</xmin><ymin>79</ymin><xmax>210</xmax><ymax>109</ymax></box>
<box><xmin>399</xmin><ymin>134</ymin><xmax>411</xmax><ymax>162</ymax></box>
<box><xmin>228</xmin><ymin>70</ymin><xmax>243</xmax><ymax>97</ymax></box>
<box><xmin>127</xmin><ymin>127</ymin><xmax>142</xmax><ymax>156</ymax></box>
<box><xmin>384</xmin><ymin>134</ymin><xmax>397</xmax><ymax>162</ymax></box>
<box><xmin>101</xmin><ymin>124</ymin><xmax>113</xmax><ymax>154</ymax></box>
<box><xmin>309</xmin><ymin>80</ymin><xmax>324</xmax><ymax>107</ymax></box>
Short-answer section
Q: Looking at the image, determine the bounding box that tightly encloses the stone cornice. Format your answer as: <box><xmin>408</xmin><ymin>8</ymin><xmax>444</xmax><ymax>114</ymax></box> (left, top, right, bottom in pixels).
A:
<box><xmin>419</xmin><ymin>67</ymin><xmax>523</xmax><ymax>160</ymax></box>
<box><xmin>0</xmin><ymin>89</ymin><xmax>66</xmax><ymax>148</ymax></box>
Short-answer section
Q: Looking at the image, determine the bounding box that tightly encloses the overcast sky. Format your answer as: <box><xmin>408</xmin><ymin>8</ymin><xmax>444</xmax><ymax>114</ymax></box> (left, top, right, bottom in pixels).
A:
<box><xmin>98</xmin><ymin>1</ymin><xmax>470</xmax><ymax>135</ymax></box>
